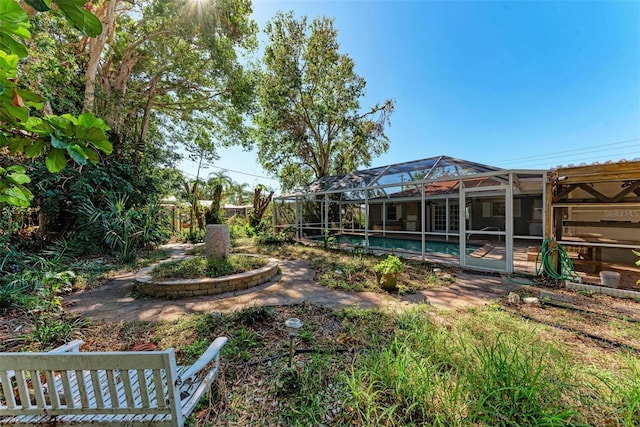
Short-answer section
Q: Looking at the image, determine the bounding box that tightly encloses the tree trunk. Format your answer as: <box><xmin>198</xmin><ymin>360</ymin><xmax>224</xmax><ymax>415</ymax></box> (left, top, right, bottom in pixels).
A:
<box><xmin>250</xmin><ymin>187</ymin><xmax>274</xmax><ymax>228</ymax></box>
<box><xmin>83</xmin><ymin>0</ymin><xmax>117</xmax><ymax>113</ymax></box>
<box><xmin>139</xmin><ymin>73</ymin><xmax>161</xmax><ymax>143</ymax></box>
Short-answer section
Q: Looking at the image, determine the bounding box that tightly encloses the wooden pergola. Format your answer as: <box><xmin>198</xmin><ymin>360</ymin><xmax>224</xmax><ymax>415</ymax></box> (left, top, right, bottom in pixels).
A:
<box><xmin>544</xmin><ymin>160</ymin><xmax>640</xmax><ymax>285</ymax></box>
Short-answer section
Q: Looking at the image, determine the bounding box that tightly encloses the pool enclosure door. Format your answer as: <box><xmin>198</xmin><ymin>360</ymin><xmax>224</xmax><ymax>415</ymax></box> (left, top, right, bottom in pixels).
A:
<box><xmin>460</xmin><ymin>185</ymin><xmax>512</xmax><ymax>272</ymax></box>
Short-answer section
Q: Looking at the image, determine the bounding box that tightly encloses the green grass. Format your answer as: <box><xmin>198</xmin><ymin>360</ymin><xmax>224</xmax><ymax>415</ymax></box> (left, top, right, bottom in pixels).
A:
<box><xmin>150</xmin><ymin>255</ymin><xmax>268</xmax><ymax>279</ymax></box>
<box><xmin>13</xmin><ymin>301</ymin><xmax>638</xmax><ymax>426</ymax></box>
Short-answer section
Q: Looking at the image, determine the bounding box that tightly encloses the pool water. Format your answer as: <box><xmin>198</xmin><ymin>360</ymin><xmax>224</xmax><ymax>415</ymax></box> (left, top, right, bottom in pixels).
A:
<box><xmin>334</xmin><ymin>235</ymin><xmax>479</xmax><ymax>256</ymax></box>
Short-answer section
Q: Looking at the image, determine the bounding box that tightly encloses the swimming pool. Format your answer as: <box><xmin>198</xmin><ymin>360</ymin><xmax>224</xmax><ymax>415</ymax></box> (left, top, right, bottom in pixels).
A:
<box><xmin>334</xmin><ymin>235</ymin><xmax>480</xmax><ymax>256</ymax></box>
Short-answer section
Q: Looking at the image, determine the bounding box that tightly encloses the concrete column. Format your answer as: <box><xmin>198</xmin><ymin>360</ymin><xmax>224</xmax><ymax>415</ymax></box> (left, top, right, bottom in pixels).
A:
<box><xmin>205</xmin><ymin>224</ymin><xmax>230</xmax><ymax>259</ymax></box>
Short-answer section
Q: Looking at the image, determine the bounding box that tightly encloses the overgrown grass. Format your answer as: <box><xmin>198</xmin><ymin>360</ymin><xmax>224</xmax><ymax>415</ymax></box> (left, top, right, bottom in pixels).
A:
<box><xmin>340</xmin><ymin>307</ymin><xmax>640</xmax><ymax>426</ymax></box>
<box><xmin>150</xmin><ymin>255</ymin><xmax>268</xmax><ymax>279</ymax></box>
<box><xmin>241</xmin><ymin>240</ymin><xmax>455</xmax><ymax>293</ymax></box>
<box><xmin>9</xmin><ymin>302</ymin><xmax>640</xmax><ymax>426</ymax></box>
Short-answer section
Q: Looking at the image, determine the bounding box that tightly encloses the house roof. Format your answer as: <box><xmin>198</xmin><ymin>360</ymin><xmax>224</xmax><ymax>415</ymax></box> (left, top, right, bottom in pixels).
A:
<box><xmin>287</xmin><ymin>155</ymin><xmax>502</xmax><ymax>196</ymax></box>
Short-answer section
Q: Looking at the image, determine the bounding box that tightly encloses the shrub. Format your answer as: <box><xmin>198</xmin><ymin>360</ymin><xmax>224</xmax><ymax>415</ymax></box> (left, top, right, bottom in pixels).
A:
<box><xmin>373</xmin><ymin>255</ymin><xmax>404</xmax><ymax>275</ymax></box>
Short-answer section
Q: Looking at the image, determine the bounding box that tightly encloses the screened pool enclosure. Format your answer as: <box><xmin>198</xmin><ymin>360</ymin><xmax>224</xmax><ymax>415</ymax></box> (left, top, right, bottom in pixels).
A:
<box><xmin>273</xmin><ymin>155</ymin><xmax>546</xmax><ymax>273</ymax></box>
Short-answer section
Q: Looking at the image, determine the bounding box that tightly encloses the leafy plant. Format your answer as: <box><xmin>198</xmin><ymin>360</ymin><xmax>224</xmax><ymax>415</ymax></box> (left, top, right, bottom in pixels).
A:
<box><xmin>373</xmin><ymin>255</ymin><xmax>404</xmax><ymax>275</ymax></box>
<box><xmin>0</xmin><ymin>0</ymin><xmax>111</xmax><ymax>207</ymax></box>
<box><xmin>231</xmin><ymin>305</ymin><xmax>275</xmax><ymax>326</ymax></box>
<box><xmin>77</xmin><ymin>193</ymin><xmax>167</xmax><ymax>262</ymax></box>
<box><xmin>320</xmin><ymin>228</ymin><xmax>336</xmax><ymax>250</ymax></box>
<box><xmin>150</xmin><ymin>255</ymin><xmax>267</xmax><ymax>280</ymax></box>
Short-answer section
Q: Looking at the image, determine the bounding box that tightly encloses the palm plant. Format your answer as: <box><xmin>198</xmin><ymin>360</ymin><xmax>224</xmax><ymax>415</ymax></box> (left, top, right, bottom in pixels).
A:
<box><xmin>78</xmin><ymin>194</ymin><xmax>142</xmax><ymax>262</ymax></box>
<box><xmin>228</xmin><ymin>182</ymin><xmax>251</xmax><ymax>205</ymax></box>
<box><xmin>207</xmin><ymin>170</ymin><xmax>233</xmax><ymax>193</ymax></box>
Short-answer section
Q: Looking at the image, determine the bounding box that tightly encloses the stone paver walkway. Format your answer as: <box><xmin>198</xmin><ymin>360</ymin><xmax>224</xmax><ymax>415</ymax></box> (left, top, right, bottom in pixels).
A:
<box><xmin>66</xmin><ymin>243</ymin><xmax>526</xmax><ymax>322</ymax></box>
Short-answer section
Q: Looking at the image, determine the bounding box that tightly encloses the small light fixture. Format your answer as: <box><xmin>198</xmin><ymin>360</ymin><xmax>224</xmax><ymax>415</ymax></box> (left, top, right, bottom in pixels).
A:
<box><xmin>285</xmin><ymin>318</ymin><xmax>303</xmax><ymax>368</ymax></box>
<box><xmin>285</xmin><ymin>318</ymin><xmax>303</xmax><ymax>336</ymax></box>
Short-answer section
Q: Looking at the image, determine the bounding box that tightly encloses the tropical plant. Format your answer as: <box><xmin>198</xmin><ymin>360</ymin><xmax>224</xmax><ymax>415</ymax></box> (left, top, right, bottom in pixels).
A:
<box><xmin>76</xmin><ymin>193</ymin><xmax>167</xmax><ymax>262</ymax></box>
<box><xmin>373</xmin><ymin>255</ymin><xmax>404</xmax><ymax>275</ymax></box>
<box><xmin>633</xmin><ymin>249</ymin><xmax>640</xmax><ymax>284</ymax></box>
<box><xmin>227</xmin><ymin>181</ymin><xmax>251</xmax><ymax>205</ymax></box>
<box><xmin>0</xmin><ymin>0</ymin><xmax>112</xmax><ymax>207</ymax></box>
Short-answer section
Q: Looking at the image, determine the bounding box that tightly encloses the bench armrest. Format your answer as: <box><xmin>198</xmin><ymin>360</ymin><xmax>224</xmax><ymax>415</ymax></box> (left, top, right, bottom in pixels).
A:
<box><xmin>178</xmin><ymin>337</ymin><xmax>227</xmax><ymax>384</ymax></box>
<box><xmin>48</xmin><ymin>340</ymin><xmax>84</xmax><ymax>354</ymax></box>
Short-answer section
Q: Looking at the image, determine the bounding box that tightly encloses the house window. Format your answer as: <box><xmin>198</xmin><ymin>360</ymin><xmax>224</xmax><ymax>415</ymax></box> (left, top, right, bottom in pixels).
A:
<box><xmin>433</xmin><ymin>203</ymin><xmax>458</xmax><ymax>232</ymax></box>
<box><xmin>387</xmin><ymin>204</ymin><xmax>399</xmax><ymax>221</ymax></box>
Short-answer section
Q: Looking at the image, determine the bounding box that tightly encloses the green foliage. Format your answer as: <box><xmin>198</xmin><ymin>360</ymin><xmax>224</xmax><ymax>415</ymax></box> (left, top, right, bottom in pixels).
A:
<box><xmin>179</xmin><ymin>228</ymin><xmax>205</xmax><ymax>244</ymax></box>
<box><xmin>223</xmin><ymin>326</ymin><xmax>258</xmax><ymax>361</ymax></box>
<box><xmin>0</xmin><ymin>165</ymin><xmax>32</xmax><ymax>207</ymax></box>
<box><xmin>319</xmin><ymin>229</ymin><xmax>336</xmax><ymax>250</ymax></box>
<box><xmin>373</xmin><ymin>255</ymin><xmax>404</xmax><ymax>275</ymax></box>
<box><xmin>227</xmin><ymin>215</ymin><xmax>251</xmax><ymax>240</ymax></box>
<box><xmin>0</xmin><ymin>1</ymin><xmax>111</xmax><ymax>207</ymax></box>
<box><xmin>205</xmin><ymin>256</ymin><xmax>236</xmax><ymax>277</ymax></box>
<box><xmin>77</xmin><ymin>193</ymin><xmax>169</xmax><ymax>262</ymax></box>
<box><xmin>344</xmin><ymin>308</ymin><xmax>580</xmax><ymax>426</ymax></box>
<box><xmin>254</xmin><ymin>12</ymin><xmax>394</xmax><ymax>191</ymax></box>
<box><xmin>254</xmin><ymin>229</ymin><xmax>294</xmax><ymax>246</ymax></box>
<box><xmin>96</xmin><ymin>0</ymin><xmax>258</xmax><ymax>172</ymax></box>
<box><xmin>181</xmin><ymin>338</ymin><xmax>210</xmax><ymax>365</ymax></box>
<box><xmin>230</xmin><ymin>305</ymin><xmax>275</xmax><ymax>327</ymax></box>
<box><xmin>633</xmin><ymin>249</ymin><xmax>640</xmax><ymax>285</ymax></box>
<box><xmin>150</xmin><ymin>255</ymin><xmax>268</xmax><ymax>279</ymax></box>
<box><xmin>31</xmin><ymin>316</ymin><xmax>73</xmax><ymax>346</ymax></box>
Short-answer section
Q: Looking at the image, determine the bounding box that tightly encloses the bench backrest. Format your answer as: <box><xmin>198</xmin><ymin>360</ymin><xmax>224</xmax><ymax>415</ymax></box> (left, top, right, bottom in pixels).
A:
<box><xmin>0</xmin><ymin>349</ymin><xmax>182</xmax><ymax>424</ymax></box>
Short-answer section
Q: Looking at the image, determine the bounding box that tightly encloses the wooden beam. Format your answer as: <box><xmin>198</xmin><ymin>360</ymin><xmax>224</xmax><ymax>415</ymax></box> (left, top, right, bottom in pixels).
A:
<box><xmin>544</xmin><ymin>176</ymin><xmax>554</xmax><ymax>239</ymax></box>
<box><xmin>550</xmin><ymin>161</ymin><xmax>640</xmax><ymax>184</ymax></box>
<box><xmin>562</xmin><ymin>220</ymin><xmax>640</xmax><ymax>228</ymax></box>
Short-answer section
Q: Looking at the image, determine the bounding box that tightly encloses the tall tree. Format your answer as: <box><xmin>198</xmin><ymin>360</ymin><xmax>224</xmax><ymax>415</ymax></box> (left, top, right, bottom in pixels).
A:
<box><xmin>228</xmin><ymin>181</ymin><xmax>250</xmax><ymax>205</ymax></box>
<box><xmin>207</xmin><ymin>170</ymin><xmax>233</xmax><ymax>193</ymax></box>
<box><xmin>94</xmin><ymin>0</ymin><xmax>257</xmax><ymax>159</ymax></box>
<box><xmin>254</xmin><ymin>12</ymin><xmax>394</xmax><ymax>191</ymax></box>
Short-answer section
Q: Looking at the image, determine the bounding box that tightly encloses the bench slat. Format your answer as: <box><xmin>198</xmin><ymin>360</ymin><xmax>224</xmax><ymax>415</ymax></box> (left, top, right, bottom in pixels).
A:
<box><xmin>90</xmin><ymin>370</ymin><xmax>104</xmax><ymax>408</ymax></box>
<box><xmin>75</xmin><ymin>369</ymin><xmax>89</xmax><ymax>408</ymax></box>
<box><xmin>137</xmin><ymin>369</ymin><xmax>150</xmax><ymax>408</ymax></box>
<box><xmin>0</xmin><ymin>371</ymin><xmax>16</xmax><ymax>409</ymax></box>
<box><xmin>44</xmin><ymin>370</ymin><xmax>61</xmax><ymax>408</ymax></box>
<box><xmin>153</xmin><ymin>369</ymin><xmax>167</xmax><ymax>409</ymax></box>
<box><xmin>105</xmin><ymin>370</ymin><xmax>118</xmax><ymax>408</ymax></box>
<box><xmin>121</xmin><ymin>369</ymin><xmax>135</xmax><ymax>408</ymax></box>
<box><xmin>14</xmin><ymin>372</ymin><xmax>30</xmax><ymax>409</ymax></box>
<box><xmin>29</xmin><ymin>370</ymin><xmax>46</xmax><ymax>409</ymax></box>
<box><xmin>60</xmin><ymin>370</ymin><xmax>74</xmax><ymax>409</ymax></box>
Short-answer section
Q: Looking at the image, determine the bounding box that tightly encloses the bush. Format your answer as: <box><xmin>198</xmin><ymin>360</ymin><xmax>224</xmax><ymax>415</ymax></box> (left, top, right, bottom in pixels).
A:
<box><xmin>179</xmin><ymin>229</ymin><xmax>205</xmax><ymax>243</ymax></box>
<box><xmin>77</xmin><ymin>194</ymin><xmax>170</xmax><ymax>262</ymax></box>
<box><xmin>373</xmin><ymin>255</ymin><xmax>404</xmax><ymax>275</ymax></box>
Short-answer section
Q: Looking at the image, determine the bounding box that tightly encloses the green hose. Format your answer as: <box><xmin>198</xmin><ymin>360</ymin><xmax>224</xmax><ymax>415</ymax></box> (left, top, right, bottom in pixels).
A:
<box><xmin>535</xmin><ymin>238</ymin><xmax>581</xmax><ymax>282</ymax></box>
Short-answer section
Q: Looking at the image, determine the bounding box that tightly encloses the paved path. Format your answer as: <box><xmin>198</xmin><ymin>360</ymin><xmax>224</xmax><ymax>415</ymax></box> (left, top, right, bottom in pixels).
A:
<box><xmin>66</xmin><ymin>244</ymin><xmax>525</xmax><ymax>322</ymax></box>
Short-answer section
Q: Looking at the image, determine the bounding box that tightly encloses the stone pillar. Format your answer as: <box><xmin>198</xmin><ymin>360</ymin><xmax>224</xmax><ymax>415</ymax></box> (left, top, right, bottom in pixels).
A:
<box><xmin>205</xmin><ymin>224</ymin><xmax>230</xmax><ymax>259</ymax></box>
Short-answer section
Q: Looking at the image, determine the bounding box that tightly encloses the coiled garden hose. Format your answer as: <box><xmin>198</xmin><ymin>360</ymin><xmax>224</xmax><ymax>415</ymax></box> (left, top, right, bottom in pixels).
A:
<box><xmin>535</xmin><ymin>238</ymin><xmax>581</xmax><ymax>283</ymax></box>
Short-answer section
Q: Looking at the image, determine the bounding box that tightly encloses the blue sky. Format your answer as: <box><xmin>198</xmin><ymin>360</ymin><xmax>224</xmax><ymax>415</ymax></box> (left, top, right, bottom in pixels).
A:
<box><xmin>179</xmin><ymin>0</ymin><xmax>640</xmax><ymax>192</ymax></box>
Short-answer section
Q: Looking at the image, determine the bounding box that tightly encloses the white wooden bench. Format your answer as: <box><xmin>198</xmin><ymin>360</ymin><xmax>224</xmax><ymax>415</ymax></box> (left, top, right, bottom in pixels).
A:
<box><xmin>0</xmin><ymin>337</ymin><xmax>227</xmax><ymax>426</ymax></box>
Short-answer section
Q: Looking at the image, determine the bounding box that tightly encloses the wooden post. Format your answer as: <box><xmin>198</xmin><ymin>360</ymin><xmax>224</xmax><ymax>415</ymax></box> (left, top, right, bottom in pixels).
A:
<box><xmin>547</xmin><ymin>239</ymin><xmax>559</xmax><ymax>276</ymax></box>
<box><xmin>544</xmin><ymin>173</ymin><xmax>554</xmax><ymax>240</ymax></box>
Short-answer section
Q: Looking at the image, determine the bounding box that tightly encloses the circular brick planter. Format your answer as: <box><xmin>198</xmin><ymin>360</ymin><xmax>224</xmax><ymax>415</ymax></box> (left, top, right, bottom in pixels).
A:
<box><xmin>134</xmin><ymin>254</ymin><xmax>279</xmax><ymax>299</ymax></box>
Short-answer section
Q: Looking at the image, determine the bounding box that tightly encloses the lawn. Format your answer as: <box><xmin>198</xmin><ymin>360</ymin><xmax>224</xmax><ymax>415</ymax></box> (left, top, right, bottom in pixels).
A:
<box><xmin>2</xmin><ymin>241</ymin><xmax>640</xmax><ymax>426</ymax></box>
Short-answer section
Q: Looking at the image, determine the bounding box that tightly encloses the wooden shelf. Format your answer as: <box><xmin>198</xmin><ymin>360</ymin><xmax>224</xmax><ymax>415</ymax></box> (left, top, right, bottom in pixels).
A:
<box><xmin>562</xmin><ymin>220</ymin><xmax>639</xmax><ymax>229</ymax></box>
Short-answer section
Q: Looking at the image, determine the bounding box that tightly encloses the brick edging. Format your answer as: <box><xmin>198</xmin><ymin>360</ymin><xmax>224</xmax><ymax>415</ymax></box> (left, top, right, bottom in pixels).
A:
<box><xmin>134</xmin><ymin>255</ymin><xmax>279</xmax><ymax>299</ymax></box>
<box><xmin>566</xmin><ymin>281</ymin><xmax>640</xmax><ymax>301</ymax></box>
